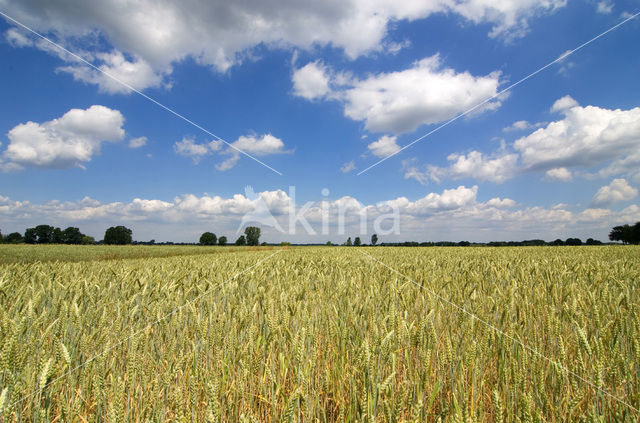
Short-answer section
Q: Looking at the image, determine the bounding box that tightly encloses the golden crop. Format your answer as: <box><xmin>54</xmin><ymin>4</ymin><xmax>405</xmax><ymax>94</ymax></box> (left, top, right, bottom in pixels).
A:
<box><xmin>0</xmin><ymin>246</ymin><xmax>638</xmax><ymax>422</ymax></box>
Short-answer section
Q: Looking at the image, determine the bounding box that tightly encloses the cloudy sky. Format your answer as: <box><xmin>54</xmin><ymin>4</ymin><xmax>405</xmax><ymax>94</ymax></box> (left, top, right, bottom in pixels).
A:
<box><xmin>0</xmin><ymin>0</ymin><xmax>639</xmax><ymax>243</ymax></box>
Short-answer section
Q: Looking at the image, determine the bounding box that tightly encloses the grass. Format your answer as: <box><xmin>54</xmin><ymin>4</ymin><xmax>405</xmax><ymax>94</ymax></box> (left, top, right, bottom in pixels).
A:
<box><xmin>0</xmin><ymin>245</ymin><xmax>638</xmax><ymax>421</ymax></box>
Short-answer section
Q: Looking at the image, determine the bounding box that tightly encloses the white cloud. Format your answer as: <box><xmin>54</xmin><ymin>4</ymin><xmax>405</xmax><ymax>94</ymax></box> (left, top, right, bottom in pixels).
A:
<box><xmin>486</xmin><ymin>197</ymin><xmax>516</xmax><ymax>208</ymax></box>
<box><xmin>515</xmin><ymin>96</ymin><xmax>640</xmax><ymax>171</ymax></box>
<box><xmin>550</xmin><ymin>95</ymin><xmax>579</xmax><ymax>113</ymax></box>
<box><xmin>596</xmin><ymin>1</ymin><xmax>613</xmax><ymax>14</ymax></box>
<box><xmin>2</xmin><ymin>183</ymin><xmax>638</xmax><ymax>243</ymax></box>
<box><xmin>216</xmin><ymin>134</ymin><xmax>287</xmax><ymax>171</ymax></box>
<box><xmin>503</xmin><ymin>120</ymin><xmax>546</xmax><ymax>132</ymax></box>
<box><xmin>230</xmin><ymin>134</ymin><xmax>287</xmax><ymax>156</ymax></box>
<box><xmin>444</xmin><ymin>151</ymin><xmax>519</xmax><ymax>183</ymax></box>
<box><xmin>172</xmin><ymin>133</ymin><xmax>287</xmax><ymax>171</ymax></box>
<box><xmin>408</xmin><ymin>96</ymin><xmax>640</xmax><ymax>185</ymax></box>
<box><xmin>174</xmin><ymin>137</ymin><xmax>222</xmax><ymax>164</ymax></box>
<box><xmin>57</xmin><ymin>50</ymin><xmax>166</xmax><ymax>94</ymax></box>
<box><xmin>2</xmin><ymin>0</ymin><xmax>566</xmax><ymax>84</ymax></box>
<box><xmin>128</xmin><ymin>136</ymin><xmax>147</xmax><ymax>149</ymax></box>
<box><xmin>341</xmin><ymin>160</ymin><xmax>356</xmax><ymax>173</ymax></box>
<box><xmin>340</xmin><ymin>55</ymin><xmax>504</xmax><ymax>134</ymax></box>
<box><xmin>1</xmin><ymin>105</ymin><xmax>125</xmax><ymax>170</ymax></box>
<box><xmin>406</xmin><ymin>150</ymin><xmax>519</xmax><ymax>184</ymax></box>
<box><xmin>591</xmin><ymin>178</ymin><xmax>638</xmax><ymax>206</ymax></box>
<box><xmin>449</xmin><ymin>0</ymin><xmax>567</xmax><ymax>40</ymax></box>
<box><xmin>292</xmin><ymin>61</ymin><xmax>331</xmax><ymax>100</ymax></box>
<box><xmin>545</xmin><ymin>167</ymin><xmax>572</xmax><ymax>181</ymax></box>
<box><xmin>5</xmin><ymin>27</ymin><xmax>32</xmax><ymax>47</ymax></box>
<box><xmin>367</xmin><ymin>135</ymin><xmax>401</xmax><ymax>158</ymax></box>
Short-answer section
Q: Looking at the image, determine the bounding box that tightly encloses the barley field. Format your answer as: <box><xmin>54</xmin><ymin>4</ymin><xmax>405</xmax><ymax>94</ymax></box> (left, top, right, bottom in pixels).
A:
<box><xmin>0</xmin><ymin>246</ymin><xmax>639</xmax><ymax>422</ymax></box>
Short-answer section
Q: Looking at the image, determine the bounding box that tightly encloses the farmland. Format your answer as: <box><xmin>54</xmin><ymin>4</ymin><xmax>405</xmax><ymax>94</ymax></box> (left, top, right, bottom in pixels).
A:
<box><xmin>0</xmin><ymin>246</ymin><xmax>639</xmax><ymax>421</ymax></box>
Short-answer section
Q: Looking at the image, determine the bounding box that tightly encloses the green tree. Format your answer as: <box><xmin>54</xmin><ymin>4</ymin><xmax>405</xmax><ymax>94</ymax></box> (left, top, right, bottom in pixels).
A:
<box><xmin>346</xmin><ymin>237</ymin><xmax>352</xmax><ymax>246</ymax></box>
<box><xmin>5</xmin><ymin>232</ymin><xmax>23</xmax><ymax>243</ymax></box>
<box><xmin>34</xmin><ymin>225</ymin><xmax>55</xmax><ymax>243</ymax></box>
<box><xmin>218</xmin><ymin>236</ymin><xmax>227</xmax><ymax>246</ymax></box>
<box><xmin>199</xmin><ymin>232</ymin><xmax>217</xmax><ymax>245</ymax></box>
<box><xmin>244</xmin><ymin>226</ymin><xmax>261</xmax><ymax>246</ymax></box>
<box><xmin>63</xmin><ymin>227</ymin><xmax>84</xmax><ymax>244</ymax></box>
<box><xmin>235</xmin><ymin>235</ymin><xmax>246</xmax><ymax>246</ymax></box>
<box><xmin>371</xmin><ymin>234</ymin><xmax>378</xmax><ymax>246</ymax></box>
<box><xmin>609</xmin><ymin>222</ymin><xmax>640</xmax><ymax>244</ymax></box>
<box><xmin>82</xmin><ymin>235</ymin><xmax>95</xmax><ymax>245</ymax></box>
<box><xmin>104</xmin><ymin>226</ymin><xmax>133</xmax><ymax>245</ymax></box>
<box><xmin>326</xmin><ymin>241</ymin><xmax>332</xmax><ymax>246</ymax></box>
<box><xmin>52</xmin><ymin>227</ymin><xmax>64</xmax><ymax>243</ymax></box>
<box><xmin>354</xmin><ymin>237</ymin><xmax>362</xmax><ymax>246</ymax></box>
<box><xmin>24</xmin><ymin>228</ymin><xmax>36</xmax><ymax>244</ymax></box>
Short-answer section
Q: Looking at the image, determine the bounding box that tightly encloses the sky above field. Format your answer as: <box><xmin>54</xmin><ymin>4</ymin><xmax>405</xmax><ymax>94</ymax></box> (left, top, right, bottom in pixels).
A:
<box><xmin>1</xmin><ymin>0</ymin><xmax>639</xmax><ymax>243</ymax></box>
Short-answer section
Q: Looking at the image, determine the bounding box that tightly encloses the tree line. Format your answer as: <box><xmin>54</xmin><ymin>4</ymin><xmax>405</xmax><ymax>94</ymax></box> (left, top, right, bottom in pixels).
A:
<box><xmin>0</xmin><ymin>225</ymin><xmax>132</xmax><ymax>245</ymax></box>
<box><xmin>2</xmin><ymin>222</ymin><xmax>639</xmax><ymax>246</ymax></box>
<box><xmin>199</xmin><ymin>226</ymin><xmax>261</xmax><ymax>246</ymax></box>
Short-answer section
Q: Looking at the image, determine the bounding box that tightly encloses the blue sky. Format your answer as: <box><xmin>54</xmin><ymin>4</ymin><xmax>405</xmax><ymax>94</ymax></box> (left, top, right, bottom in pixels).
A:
<box><xmin>0</xmin><ymin>0</ymin><xmax>639</xmax><ymax>243</ymax></box>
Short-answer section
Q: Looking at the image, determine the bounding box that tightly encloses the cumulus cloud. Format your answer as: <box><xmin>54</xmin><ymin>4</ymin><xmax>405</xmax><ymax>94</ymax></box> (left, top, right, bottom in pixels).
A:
<box><xmin>1</xmin><ymin>105</ymin><xmax>125</xmax><ymax>170</ymax></box>
<box><xmin>174</xmin><ymin>137</ymin><xmax>222</xmax><ymax>164</ymax></box>
<box><xmin>405</xmin><ymin>150</ymin><xmax>519</xmax><ymax>184</ymax></box>
<box><xmin>591</xmin><ymin>178</ymin><xmax>638</xmax><ymax>206</ymax></box>
<box><xmin>2</xmin><ymin>0</ymin><xmax>565</xmax><ymax>87</ymax></box>
<box><xmin>406</xmin><ymin>96</ymin><xmax>640</xmax><ymax>185</ymax></box>
<box><xmin>57</xmin><ymin>51</ymin><xmax>166</xmax><ymax>94</ymax></box>
<box><xmin>515</xmin><ymin>96</ymin><xmax>640</xmax><ymax>171</ymax></box>
<box><xmin>4</xmin><ymin>183</ymin><xmax>636</xmax><ymax>243</ymax></box>
<box><xmin>596</xmin><ymin>1</ymin><xmax>613</xmax><ymax>14</ymax></box>
<box><xmin>338</xmin><ymin>55</ymin><xmax>503</xmax><ymax>134</ymax></box>
<box><xmin>503</xmin><ymin>120</ymin><xmax>546</xmax><ymax>132</ymax></box>
<box><xmin>174</xmin><ymin>133</ymin><xmax>287</xmax><ymax>170</ymax></box>
<box><xmin>367</xmin><ymin>135</ymin><xmax>401</xmax><ymax>158</ymax></box>
<box><xmin>486</xmin><ymin>197</ymin><xmax>516</xmax><ymax>208</ymax></box>
<box><xmin>216</xmin><ymin>134</ymin><xmax>288</xmax><ymax>171</ymax></box>
<box><xmin>341</xmin><ymin>160</ymin><xmax>356</xmax><ymax>173</ymax></box>
<box><xmin>128</xmin><ymin>136</ymin><xmax>147</xmax><ymax>149</ymax></box>
<box><xmin>545</xmin><ymin>167</ymin><xmax>572</xmax><ymax>181</ymax></box>
<box><xmin>292</xmin><ymin>61</ymin><xmax>331</xmax><ymax>100</ymax></box>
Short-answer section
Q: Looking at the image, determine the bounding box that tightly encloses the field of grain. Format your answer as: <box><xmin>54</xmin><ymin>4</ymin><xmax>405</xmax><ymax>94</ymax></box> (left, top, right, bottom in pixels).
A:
<box><xmin>0</xmin><ymin>246</ymin><xmax>639</xmax><ymax>422</ymax></box>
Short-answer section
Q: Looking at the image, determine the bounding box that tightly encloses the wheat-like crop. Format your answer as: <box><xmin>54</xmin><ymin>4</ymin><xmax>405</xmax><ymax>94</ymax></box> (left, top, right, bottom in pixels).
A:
<box><xmin>0</xmin><ymin>246</ymin><xmax>638</xmax><ymax>421</ymax></box>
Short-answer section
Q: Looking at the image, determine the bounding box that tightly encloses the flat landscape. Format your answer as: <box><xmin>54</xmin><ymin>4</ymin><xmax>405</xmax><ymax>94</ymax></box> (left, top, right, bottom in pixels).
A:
<box><xmin>1</xmin><ymin>245</ymin><xmax>639</xmax><ymax>422</ymax></box>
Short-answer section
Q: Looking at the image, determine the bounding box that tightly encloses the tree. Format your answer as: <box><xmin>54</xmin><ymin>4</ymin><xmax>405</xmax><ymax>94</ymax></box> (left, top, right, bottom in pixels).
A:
<box><xmin>218</xmin><ymin>236</ymin><xmax>227</xmax><ymax>246</ymax></box>
<box><xmin>551</xmin><ymin>239</ymin><xmax>564</xmax><ymax>246</ymax></box>
<box><xmin>371</xmin><ymin>234</ymin><xmax>378</xmax><ymax>246</ymax></box>
<box><xmin>244</xmin><ymin>226</ymin><xmax>261</xmax><ymax>246</ymax></box>
<box><xmin>565</xmin><ymin>238</ymin><xmax>582</xmax><ymax>246</ymax></box>
<box><xmin>82</xmin><ymin>235</ymin><xmax>95</xmax><ymax>245</ymax></box>
<box><xmin>609</xmin><ymin>222</ymin><xmax>640</xmax><ymax>244</ymax></box>
<box><xmin>5</xmin><ymin>232</ymin><xmax>23</xmax><ymax>243</ymax></box>
<box><xmin>199</xmin><ymin>232</ymin><xmax>217</xmax><ymax>245</ymax></box>
<box><xmin>326</xmin><ymin>241</ymin><xmax>332</xmax><ymax>246</ymax></box>
<box><xmin>34</xmin><ymin>225</ymin><xmax>55</xmax><ymax>243</ymax></box>
<box><xmin>24</xmin><ymin>228</ymin><xmax>36</xmax><ymax>244</ymax></box>
<box><xmin>354</xmin><ymin>237</ymin><xmax>362</xmax><ymax>246</ymax></box>
<box><xmin>63</xmin><ymin>227</ymin><xmax>84</xmax><ymax>244</ymax></box>
<box><xmin>235</xmin><ymin>235</ymin><xmax>246</xmax><ymax>246</ymax></box>
<box><xmin>346</xmin><ymin>237</ymin><xmax>352</xmax><ymax>246</ymax></box>
<box><xmin>104</xmin><ymin>226</ymin><xmax>133</xmax><ymax>245</ymax></box>
<box><xmin>52</xmin><ymin>227</ymin><xmax>64</xmax><ymax>243</ymax></box>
